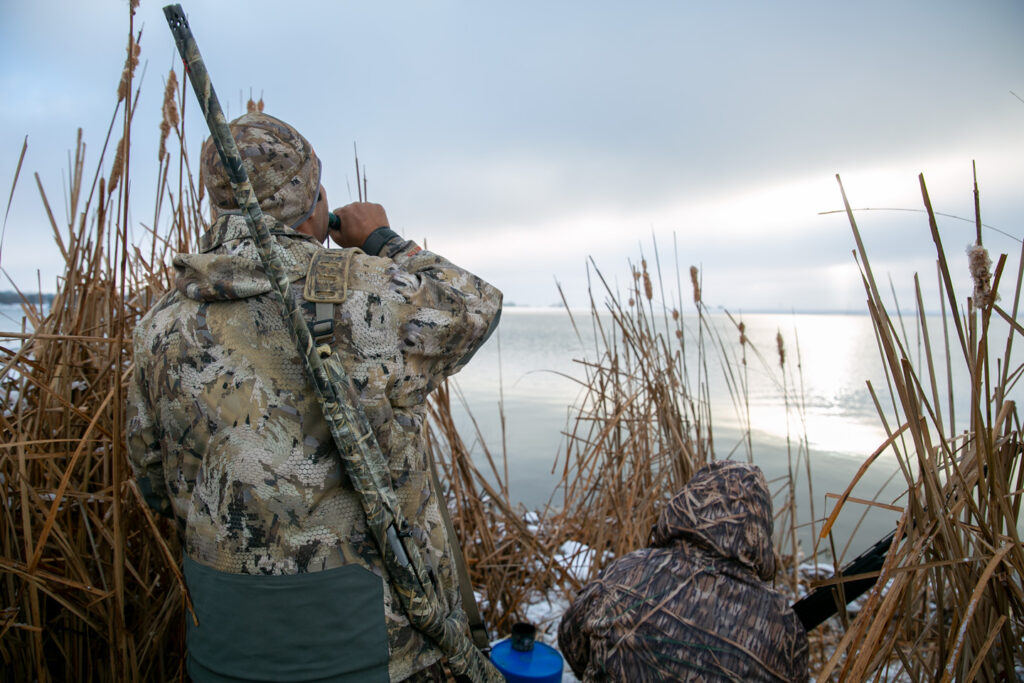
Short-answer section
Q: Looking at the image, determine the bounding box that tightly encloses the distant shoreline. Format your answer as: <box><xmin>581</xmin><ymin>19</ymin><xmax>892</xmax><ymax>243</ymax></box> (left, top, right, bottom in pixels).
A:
<box><xmin>501</xmin><ymin>305</ymin><xmax>878</xmax><ymax>316</ymax></box>
<box><xmin>0</xmin><ymin>291</ymin><xmax>55</xmax><ymax>305</ymax></box>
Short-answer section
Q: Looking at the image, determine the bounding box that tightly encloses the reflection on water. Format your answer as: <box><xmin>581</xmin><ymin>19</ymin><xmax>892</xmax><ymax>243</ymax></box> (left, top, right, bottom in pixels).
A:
<box><xmin>450</xmin><ymin>307</ymin><xmax>1015</xmax><ymax>559</ymax></box>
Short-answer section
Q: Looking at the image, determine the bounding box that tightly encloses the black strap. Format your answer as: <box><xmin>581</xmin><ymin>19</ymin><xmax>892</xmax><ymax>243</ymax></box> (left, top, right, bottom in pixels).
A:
<box><xmin>304</xmin><ymin>301</ymin><xmax>336</xmax><ymax>346</ymax></box>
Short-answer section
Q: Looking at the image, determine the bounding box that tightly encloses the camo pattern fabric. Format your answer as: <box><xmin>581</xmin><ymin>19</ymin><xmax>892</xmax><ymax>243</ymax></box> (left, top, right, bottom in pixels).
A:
<box><xmin>558</xmin><ymin>461</ymin><xmax>808</xmax><ymax>682</ymax></box>
<box><xmin>200</xmin><ymin>112</ymin><xmax>322</xmax><ymax>229</ymax></box>
<box><xmin>127</xmin><ymin>214</ymin><xmax>501</xmax><ymax>681</ymax></box>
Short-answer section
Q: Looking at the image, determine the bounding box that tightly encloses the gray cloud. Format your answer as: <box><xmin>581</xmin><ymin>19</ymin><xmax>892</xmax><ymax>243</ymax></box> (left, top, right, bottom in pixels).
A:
<box><xmin>1</xmin><ymin>0</ymin><xmax>1021</xmax><ymax>311</ymax></box>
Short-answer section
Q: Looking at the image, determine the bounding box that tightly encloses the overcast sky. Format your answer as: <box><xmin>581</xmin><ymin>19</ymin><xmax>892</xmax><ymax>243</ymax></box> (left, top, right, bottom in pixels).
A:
<box><xmin>1</xmin><ymin>0</ymin><xmax>1022</xmax><ymax>311</ymax></box>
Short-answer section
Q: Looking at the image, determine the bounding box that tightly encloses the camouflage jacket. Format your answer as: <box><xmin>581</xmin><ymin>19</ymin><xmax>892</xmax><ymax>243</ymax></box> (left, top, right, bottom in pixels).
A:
<box><xmin>558</xmin><ymin>461</ymin><xmax>808</xmax><ymax>682</ymax></box>
<box><xmin>127</xmin><ymin>214</ymin><xmax>501</xmax><ymax>682</ymax></box>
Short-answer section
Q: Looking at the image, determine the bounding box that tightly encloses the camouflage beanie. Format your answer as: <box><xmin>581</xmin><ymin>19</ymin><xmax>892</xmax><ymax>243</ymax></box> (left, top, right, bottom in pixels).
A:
<box><xmin>201</xmin><ymin>112</ymin><xmax>322</xmax><ymax>229</ymax></box>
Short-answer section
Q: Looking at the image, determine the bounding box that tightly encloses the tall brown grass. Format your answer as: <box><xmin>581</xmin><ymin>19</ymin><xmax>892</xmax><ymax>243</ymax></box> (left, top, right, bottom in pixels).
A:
<box><xmin>542</xmin><ymin>248</ymin><xmax>806</xmax><ymax>578</ymax></box>
<box><xmin>1</xmin><ymin>8</ymin><xmax>1020</xmax><ymax>682</ymax></box>
<box><xmin>0</xmin><ymin>11</ymin><xmax>196</xmax><ymax>681</ymax></box>
<box><xmin>809</xmin><ymin>175</ymin><xmax>1024</xmax><ymax>681</ymax></box>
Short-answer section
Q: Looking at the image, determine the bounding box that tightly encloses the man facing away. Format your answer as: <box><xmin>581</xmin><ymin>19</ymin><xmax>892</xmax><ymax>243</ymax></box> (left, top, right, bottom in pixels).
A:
<box><xmin>558</xmin><ymin>460</ymin><xmax>809</xmax><ymax>682</ymax></box>
<box><xmin>127</xmin><ymin>111</ymin><xmax>501</xmax><ymax>682</ymax></box>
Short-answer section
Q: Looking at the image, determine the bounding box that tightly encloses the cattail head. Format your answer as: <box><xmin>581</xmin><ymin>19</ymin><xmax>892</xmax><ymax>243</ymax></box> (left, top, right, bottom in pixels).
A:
<box><xmin>776</xmin><ymin>331</ymin><xmax>785</xmax><ymax>368</ymax></box>
<box><xmin>738</xmin><ymin>321</ymin><xmax>747</xmax><ymax>346</ymax></box>
<box><xmin>689</xmin><ymin>265</ymin><xmax>701</xmax><ymax>304</ymax></box>
<box><xmin>108</xmin><ymin>135</ymin><xmax>126</xmax><ymax>194</ymax></box>
<box><xmin>158</xmin><ymin>70</ymin><xmax>179</xmax><ymax>163</ymax></box>
<box><xmin>117</xmin><ymin>35</ymin><xmax>141</xmax><ymax>103</ymax></box>
<box><xmin>967</xmin><ymin>243</ymin><xmax>997</xmax><ymax>308</ymax></box>
<box><xmin>642</xmin><ymin>259</ymin><xmax>653</xmax><ymax>301</ymax></box>
<box><xmin>672</xmin><ymin>308</ymin><xmax>679</xmax><ymax>321</ymax></box>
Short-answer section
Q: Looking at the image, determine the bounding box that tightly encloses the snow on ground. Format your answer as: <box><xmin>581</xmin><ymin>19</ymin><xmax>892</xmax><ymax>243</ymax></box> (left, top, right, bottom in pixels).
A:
<box><xmin>553</xmin><ymin>540</ymin><xmax>603</xmax><ymax>584</ymax></box>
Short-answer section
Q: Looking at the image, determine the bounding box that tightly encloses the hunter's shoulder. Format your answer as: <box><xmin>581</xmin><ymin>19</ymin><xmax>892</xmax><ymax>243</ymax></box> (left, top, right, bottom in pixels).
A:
<box><xmin>302</xmin><ymin>247</ymin><xmax>397</xmax><ymax>302</ymax></box>
<box><xmin>134</xmin><ymin>289</ymin><xmax>187</xmax><ymax>338</ymax></box>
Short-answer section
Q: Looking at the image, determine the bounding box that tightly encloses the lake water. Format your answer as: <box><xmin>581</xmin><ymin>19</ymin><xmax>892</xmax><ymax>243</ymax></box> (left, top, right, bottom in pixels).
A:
<box><xmin>451</xmin><ymin>307</ymin><xmax>1019</xmax><ymax>562</ymax></box>
<box><xmin>0</xmin><ymin>302</ymin><xmax>34</xmax><ymax>329</ymax></box>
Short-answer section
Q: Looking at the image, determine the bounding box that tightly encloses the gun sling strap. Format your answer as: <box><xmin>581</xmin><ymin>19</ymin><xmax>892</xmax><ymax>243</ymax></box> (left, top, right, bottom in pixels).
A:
<box><xmin>305</xmin><ymin>301</ymin><xmax>491</xmax><ymax>653</ymax></box>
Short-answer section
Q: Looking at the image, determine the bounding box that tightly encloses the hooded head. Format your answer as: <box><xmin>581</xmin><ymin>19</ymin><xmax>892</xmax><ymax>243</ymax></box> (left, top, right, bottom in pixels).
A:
<box><xmin>200</xmin><ymin>112</ymin><xmax>322</xmax><ymax>230</ymax></box>
<box><xmin>650</xmin><ymin>460</ymin><xmax>775</xmax><ymax>580</ymax></box>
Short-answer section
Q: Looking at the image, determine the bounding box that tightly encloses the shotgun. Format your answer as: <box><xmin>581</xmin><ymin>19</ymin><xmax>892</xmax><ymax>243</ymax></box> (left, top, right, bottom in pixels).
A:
<box><xmin>792</xmin><ymin>530</ymin><xmax>896</xmax><ymax>631</ymax></box>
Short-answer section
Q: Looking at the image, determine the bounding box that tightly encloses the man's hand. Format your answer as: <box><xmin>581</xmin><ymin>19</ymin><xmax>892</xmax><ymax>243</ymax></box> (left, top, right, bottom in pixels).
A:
<box><xmin>330</xmin><ymin>202</ymin><xmax>390</xmax><ymax>249</ymax></box>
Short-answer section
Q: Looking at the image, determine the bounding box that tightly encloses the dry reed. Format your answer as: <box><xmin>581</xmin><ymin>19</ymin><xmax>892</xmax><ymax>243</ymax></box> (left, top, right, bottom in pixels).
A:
<box><xmin>808</xmin><ymin>174</ymin><xmax>1024</xmax><ymax>681</ymax></box>
<box><xmin>1</xmin><ymin>17</ymin><xmax>201</xmax><ymax>680</ymax></box>
<box><xmin>535</xmin><ymin>245</ymin><xmax>817</xmax><ymax>597</ymax></box>
<box><xmin>2</xmin><ymin>7</ymin><xmax>1020</xmax><ymax>682</ymax></box>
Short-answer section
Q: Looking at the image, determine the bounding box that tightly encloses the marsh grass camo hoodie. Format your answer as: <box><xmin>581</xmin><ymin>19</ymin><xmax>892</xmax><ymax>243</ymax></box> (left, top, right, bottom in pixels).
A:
<box><xmin>558</xmin><ymin>460</ymin><xmax>808</xmax><ymax>682</ymax></box>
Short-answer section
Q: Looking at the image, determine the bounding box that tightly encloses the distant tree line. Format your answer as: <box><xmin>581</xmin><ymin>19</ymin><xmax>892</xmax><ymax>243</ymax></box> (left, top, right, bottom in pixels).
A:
<box><xmin>0</xmin><ymin>291</ymin><xmax>55</xmax><ymax>305</ymax></box>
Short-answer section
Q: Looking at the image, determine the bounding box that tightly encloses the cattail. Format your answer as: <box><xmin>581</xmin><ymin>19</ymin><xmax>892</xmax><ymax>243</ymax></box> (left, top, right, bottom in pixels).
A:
<box><xmin>675</xmin><ymin>329</ymin><xmax>682</xmax><ymax>340</ymax></box>
<box><xmin>671</xmin><ymin>308</ymin><xmax>679</xmax><ymax>321</ymax></box>
<box><xmin>641</xmin><ymin>259</ymin><xmax>653</xmax><ymax>301</ymax></box>
<box><xmin>158</xmin><ymin>70</ymin><xmax>179</xmax><ymax>163</ymax></box>
<box><xmin>628</xmin><ymin>297</ymin><xmax>635</xmax><ymax>307</ymax></box>
<box><xmin>116</xmin><ymin>36</ymin><xmax>141</xmax><ymax>103</ymax></box>
<box><xmin>738</xmin><ymin>321</ymin><xmax>746</xmax><ymax>346</ymax></box>
<box><xmin>967</xmin><ymin>243</ymin><xmax>997</xmax><ymax>308</ymax></box>
<box><xmin>108</xmin><ymin>135</ymin><xmax>126</xmax><ymax>193</ymax></box>
<box><xmin>776</xmin><ymin>331</ymin><xmax>785</xmax><ymax>368</ymax></box>
<box><xmin>689</xmin><ymin>266</ymin><xmax>701</xmax><ymax>304</ymax></box>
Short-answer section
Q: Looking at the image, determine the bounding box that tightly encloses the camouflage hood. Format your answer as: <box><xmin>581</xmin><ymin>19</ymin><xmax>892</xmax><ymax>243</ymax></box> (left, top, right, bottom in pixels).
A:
<box><xmin>173</xmin><ymin>213</ymin><xmax>319</xmax><ymax>302</ymax></box>
<box><xmin>200</xmin><ymin>112</ymin><xmax>322</xmax><ymax>230</ymax></box>
<box><xmin>651</xmin><ymin>460</ymin><xmax>775</xmax><ymax>580</ymax></box>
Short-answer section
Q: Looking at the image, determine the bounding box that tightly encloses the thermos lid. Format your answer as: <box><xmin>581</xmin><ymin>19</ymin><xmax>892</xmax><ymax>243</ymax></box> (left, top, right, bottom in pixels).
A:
<box><xmin>490</xmin><ymin>623</ymin><xmax>563</xmax><ymax>683</ymax></box>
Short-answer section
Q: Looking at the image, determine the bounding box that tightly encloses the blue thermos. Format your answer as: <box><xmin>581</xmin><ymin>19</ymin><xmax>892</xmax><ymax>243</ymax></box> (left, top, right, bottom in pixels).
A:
<box><xmin>490</xmin><ymin>622</ymin><xmax>563</xmax><ymax>683</ymax></box>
